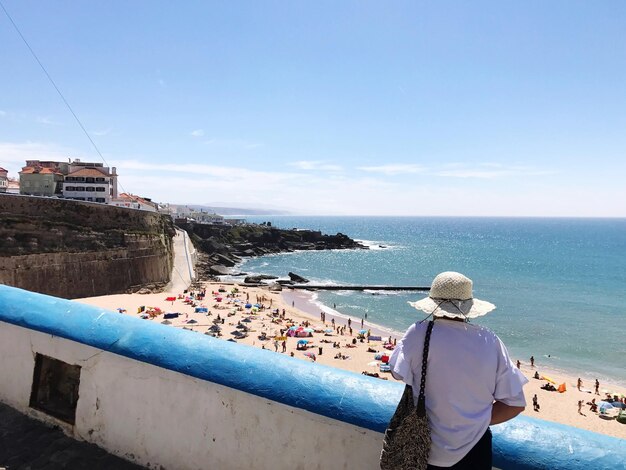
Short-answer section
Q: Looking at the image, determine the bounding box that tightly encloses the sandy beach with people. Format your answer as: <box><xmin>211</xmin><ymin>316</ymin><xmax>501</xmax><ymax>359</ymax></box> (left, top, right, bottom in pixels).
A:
<box><xmin>76</xmin><ymin>281</ymin><xmax>626</xmax><ymax>440</ymax></box>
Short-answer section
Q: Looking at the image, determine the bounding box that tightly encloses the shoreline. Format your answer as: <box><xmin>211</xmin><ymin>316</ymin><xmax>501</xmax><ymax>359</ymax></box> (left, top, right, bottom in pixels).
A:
<box><xmin>76</xmin><ymin>280</ymin><xmax>626</xmax><ymax>440</ymax></box>
<box><xmin>282</xmin><ymin>286</ymin><xmax>626</xmax><ymax>389</ymax></box>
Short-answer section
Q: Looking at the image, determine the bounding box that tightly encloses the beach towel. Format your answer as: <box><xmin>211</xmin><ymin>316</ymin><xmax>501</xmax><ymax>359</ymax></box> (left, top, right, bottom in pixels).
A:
<box><xmin>164</xmin><ymin>313</ymin><xmax>179</xmax><ymax>319</ymax></box>
<box><xmin>369</xmin><ymin>335</ymin><xmax>382</xmax><ymax>341</ymax></box>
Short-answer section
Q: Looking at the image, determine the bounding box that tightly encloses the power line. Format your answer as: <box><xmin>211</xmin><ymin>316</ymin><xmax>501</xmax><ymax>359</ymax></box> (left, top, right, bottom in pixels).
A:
<box><xmin>0</xmin><ymin>0</ymin><xmax>137</xmax><ymax>202</ymax></box>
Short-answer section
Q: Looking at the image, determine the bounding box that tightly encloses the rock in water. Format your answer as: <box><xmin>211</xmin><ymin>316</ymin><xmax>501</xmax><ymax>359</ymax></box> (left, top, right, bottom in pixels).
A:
<box><xmin>244</xmin><ymin>274</ymin><xmax>279</xmax><ymax>284</ymax></box>
<box><xmin>288</xmin><ymin>272</ymin><xmax>309</xmax><ymax>283</ymax></box>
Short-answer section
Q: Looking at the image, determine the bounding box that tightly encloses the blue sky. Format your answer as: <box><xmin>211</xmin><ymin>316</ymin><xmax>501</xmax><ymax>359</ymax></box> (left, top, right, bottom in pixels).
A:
<box><xmin>1</xmin><ymin>1</ymin><xmax>625</xmax><ymax>216</ymax></box>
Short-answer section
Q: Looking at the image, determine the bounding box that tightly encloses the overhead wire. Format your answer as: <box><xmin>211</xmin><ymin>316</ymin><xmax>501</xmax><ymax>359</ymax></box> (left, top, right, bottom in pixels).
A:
<box><xmin>0</xmin><ymin>0</ymin><xmax>139</xmax><ymax>204</ymax></box>
<box><xmin>2</xmin><ymin>1</ymin><xmax>192</xmax><ymax>288</ymax></box>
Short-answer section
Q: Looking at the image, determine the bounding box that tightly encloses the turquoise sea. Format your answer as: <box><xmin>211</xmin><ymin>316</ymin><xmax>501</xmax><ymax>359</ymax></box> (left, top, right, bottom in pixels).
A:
<box><xmin>234</xmin><ymin>217</ymin><xmax>626</xmax><ymax>386</ymax></box>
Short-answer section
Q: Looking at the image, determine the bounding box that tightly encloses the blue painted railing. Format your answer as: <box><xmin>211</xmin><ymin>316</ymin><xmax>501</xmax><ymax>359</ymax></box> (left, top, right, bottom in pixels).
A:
<box><xmin>0</xmin><ymin>285</ymin><xmax>624</xmax><ymax>469</ymax></box>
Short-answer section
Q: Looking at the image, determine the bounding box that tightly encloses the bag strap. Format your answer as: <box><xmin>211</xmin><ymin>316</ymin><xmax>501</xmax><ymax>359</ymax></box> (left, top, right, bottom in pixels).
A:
<box><xmin>416</xmin><ymin>320</ymin><xmax>434</xmax><ymax>417</ymax></box>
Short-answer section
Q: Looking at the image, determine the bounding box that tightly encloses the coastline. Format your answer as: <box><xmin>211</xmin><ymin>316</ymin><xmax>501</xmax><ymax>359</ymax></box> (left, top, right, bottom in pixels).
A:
<box><xmin>76</xmin><ymin>280</ymin><xmax>626</xmax><ymax>440</ymax></box>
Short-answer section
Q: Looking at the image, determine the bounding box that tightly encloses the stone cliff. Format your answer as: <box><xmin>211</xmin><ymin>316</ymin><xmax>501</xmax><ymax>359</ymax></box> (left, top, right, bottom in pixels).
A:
<box><xmin>0</xmin><ymin>195</ymin><xmax>175</xmax><ymax>298</ymax></box>
<box><xmin>177</xmin><ymin>221</ymin><xmax>366</xmax><ymax>281</ymax></box>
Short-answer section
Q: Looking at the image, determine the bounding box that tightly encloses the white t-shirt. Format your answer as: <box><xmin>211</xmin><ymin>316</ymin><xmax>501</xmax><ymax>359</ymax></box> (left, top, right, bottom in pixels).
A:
<box><xmin>388</xmin><ymin>319</ymin><xmax>528</xmax><ymax>467</ymax></box>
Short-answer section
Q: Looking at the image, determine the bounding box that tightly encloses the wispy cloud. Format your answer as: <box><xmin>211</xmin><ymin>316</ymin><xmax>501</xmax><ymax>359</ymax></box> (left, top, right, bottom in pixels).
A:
<box><xmin>92</xmin><ymin>128</ymin><xmax>112</xmax><ymax>136</ymax></box>
<box><xmin>158</xmin><ymin>79</ymin><xmax>166</xmax><ymax>87</ymax></box>
<box><xmin>190</xmin><ymin>129</ymin><xmax>205</xmax><ymax>137</ymax></box>
<box><xmin>0</xmin><ymin>110</ymin><xmax>6</xmax><ymax>117</ymax></box>
<box><xmin>358</xmin><ymin>164</ymin><xmax>425</xmax><ymax>175</ymax></box>
<box><xmin>289</xmin><ymin>160</ymin><xmax>342</xmax><ymax>171</ymax></box>
<box><xmin>36</xmin><ymin>116</ymin><xmax>63</xmax><ymax>126</ymax></box>
<box><xmin>0</xmin><ymin>141</ymin><xmax>74</xmax><ymax>176</ymax></box>
<box><xmin>202</xmin><ymin>138</ymin><xmax>263</xmax><ymax>149</ymax></box>
<box><xmin>436</xmin><ymin>163</ymin><xmax>555</xmax><ymax>179</ymax></box>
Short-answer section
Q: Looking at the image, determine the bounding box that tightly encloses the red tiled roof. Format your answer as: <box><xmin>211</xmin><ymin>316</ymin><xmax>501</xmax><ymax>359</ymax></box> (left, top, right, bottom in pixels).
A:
<box><xmin>19</xmin><ymin>166</ymin><xmax>63</xmax><ymax>175</ymax></box>
<box><xmin>115</xmin><ymin>193</ymin><xmax>156</xmax><ymax>206</ymax></box>
<box><xmin>67</xmin><ymin>168</ymin><xmax>109</xmax><ymax>178</ymax></box>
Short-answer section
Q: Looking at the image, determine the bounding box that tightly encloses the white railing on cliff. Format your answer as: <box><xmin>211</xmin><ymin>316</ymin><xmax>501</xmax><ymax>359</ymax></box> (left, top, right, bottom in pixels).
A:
<box><xmin>0</xmin><ymin>285</ymin><xmax>623</xmax><ymax>470</ymax></box>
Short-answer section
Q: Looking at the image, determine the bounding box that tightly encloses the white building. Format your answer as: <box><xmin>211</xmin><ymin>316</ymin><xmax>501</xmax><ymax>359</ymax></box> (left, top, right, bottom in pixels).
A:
<box><xmin>62</xmin><ymin>161</ymin><xmax>118</xmax><ymax>204</ymax></box>
<box><xmin>188</xmin><ymin>211</ymin><xmax>225</xmax><ymax>224</ymax></box>
<box><xmin>110</xmin><ymin>193</ymin><xmax>158</xmax><ymax>212</ymax></box>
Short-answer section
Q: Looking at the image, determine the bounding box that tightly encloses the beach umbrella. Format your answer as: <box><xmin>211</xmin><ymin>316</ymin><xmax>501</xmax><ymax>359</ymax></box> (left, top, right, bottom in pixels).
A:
<box><xmin>325</xmin><ymin>328</ymin><xmax>333</xmax><ymax>333</ymax></box>
<box><xmin>359</xmin><ymin>329</ymin><xmax>368</xmax><ymax>334</ymax></box>
<box><xmin>245</xmin><ymin>303</ymin><xmax>252</xmax><ymax>308</ymax></box>
<box><xmin>611</xmin><ymin>402</ymin><xmax>625</xmax><ymax>409</ymax></box>
<box><xmin>241</xmin><ymin>318</ymin><xmax>252</xmax><ymax>323</ymax></box>
<box><xmin>187</xmin><ymin>319</ymin><xmax>198</xmax><ymax>324</ymax></box>
<box><xmin>304</xmin><ymin>328</ymin><xmax>314</xmax><ymax>333</ymax></box>
<box><xmin>161</xmin><ymin>320</ymin><xmax>172</xmax><ymax>325</ymax></box>
<box><xmin>165</xmin><ymin>296</ymin><xmax>176</xmax><ymax>302</ymax></box>
<box><xmin>297</xmin><ymin>339</ymin><xmax>309</xmax><ymax>345</ymax></box>
<box><xmin>541</xmin><ymin>375</ymin><xmax>557</xmax><ymax>384</ymax></box>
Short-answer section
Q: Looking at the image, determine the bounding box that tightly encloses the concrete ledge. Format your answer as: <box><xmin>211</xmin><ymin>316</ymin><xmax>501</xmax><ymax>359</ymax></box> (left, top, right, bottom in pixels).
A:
<box><xmin>0</xmin><ymin>285</ymin><xmax>624</xmax><ymax>469</ymax></box>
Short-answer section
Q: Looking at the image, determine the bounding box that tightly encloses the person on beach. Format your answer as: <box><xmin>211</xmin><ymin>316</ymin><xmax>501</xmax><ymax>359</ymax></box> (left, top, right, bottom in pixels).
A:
<box><xmin>530</xmin><ymin>356</ymin><xmax>535</xmax><ymax>368</ymax></box>
<box><xmin>595</xmin><ymin>379</ymin><xmax>600</xmax><ymax>395</ymax></box>
<box><xmin>388</xmin><ymin>272</ymin><xmax>527</xmax><ymax>469</ymax></box>
<box><xmin>578</xmin><ymin>400</ymin><xmax>584</xmax><ymax>415</ymax></box>
<box><xmin>577</xmin><ymin>378</ymin><xmax>582</xmax><ymax>390</ymax></box>
<box><xmin>516</xmin><ymin>360</ymin><xmax>521</xmax><ymax>369</ymax></box>
<box><xmin>532</xmin><ymin>394</ymin><xmax>540</xmax><ymax>412</ymax></box>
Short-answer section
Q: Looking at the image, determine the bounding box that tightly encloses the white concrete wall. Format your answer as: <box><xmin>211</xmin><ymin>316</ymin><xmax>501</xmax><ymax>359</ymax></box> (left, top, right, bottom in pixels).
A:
<box><xmin>0</xmin><ymin>321</ymin><xmax>383</xmax><ymax>470</ymax></box>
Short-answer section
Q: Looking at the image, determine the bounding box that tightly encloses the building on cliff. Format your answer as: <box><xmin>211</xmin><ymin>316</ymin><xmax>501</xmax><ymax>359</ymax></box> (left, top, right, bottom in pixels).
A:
<box><xmin>0</xmin><ymin>167</ymin><xmax>7</xmax><ymax>192</ymax></box>
<box><xmin>18</xmin><ymin>158</ymin><xmax>119</xmax><ymax>204</ymax></box>
<box><xmin>62</xmin><ymin>159</ymin><xmax>118</xmax><ymax>203</ymax></box>
<box><xmin>110</xmin><ymin>192</ymin><xmax>158</xmax><ymax>212</ymax></box>
<box><xmin>19</xmin><ymin>164</ymin><xmax>65</xmax><ymax>197</ymax></box>
<box><xmin>188</xmin><ymin>210</ymin><xmax>225</xmax><ymax>224</ymax></box>
<box><xmin>6</xmin><ymin>177</ymin><xmax>20</xmax><ymax>194</ymax></box>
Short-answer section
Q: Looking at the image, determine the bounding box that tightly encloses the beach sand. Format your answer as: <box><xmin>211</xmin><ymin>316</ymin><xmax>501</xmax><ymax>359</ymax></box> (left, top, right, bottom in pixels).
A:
<box><xmin>76</xmin><ymin>281</ymin><xmax>626</xmax><ymax>440</ymax></box>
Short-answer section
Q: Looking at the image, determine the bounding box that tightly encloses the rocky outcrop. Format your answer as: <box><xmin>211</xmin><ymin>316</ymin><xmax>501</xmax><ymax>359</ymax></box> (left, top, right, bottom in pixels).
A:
<box><xmin>288</xmin><ymin>272</ymin><xmax>309</xmax><ymax>283</ymax></box>
<box><xmin>244</xmin><ymin>274</ymin><xmax>279</xmax><ymax>284</ymax></box>
<box><xmin>0</xmin><ymin>195</ymin><xmax>175</xmax><ymax>298</ymax></box>
<box><xmin>179</xmin><ymin>222</ymin><xmax>367</xmax><ymax>281</ymax></box>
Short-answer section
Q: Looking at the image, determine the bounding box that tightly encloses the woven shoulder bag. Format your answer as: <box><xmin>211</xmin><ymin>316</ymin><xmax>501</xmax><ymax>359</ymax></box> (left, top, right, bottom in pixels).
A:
<box><xmin>380</xmin><ymin>320</ymin><xmax>434</xmax><ymax>470</ymax></box>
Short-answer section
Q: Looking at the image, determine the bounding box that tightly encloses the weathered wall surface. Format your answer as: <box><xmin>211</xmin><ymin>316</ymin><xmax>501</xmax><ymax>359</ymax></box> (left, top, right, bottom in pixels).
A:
<box><xmin>0</xmin><ymin>194</ymin><xmax>175</xmax><ymax>298</ymax></box>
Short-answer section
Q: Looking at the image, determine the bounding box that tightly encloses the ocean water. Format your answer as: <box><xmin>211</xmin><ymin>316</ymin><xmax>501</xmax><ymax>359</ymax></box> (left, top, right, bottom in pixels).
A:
<box><xmin>233</xmin><ymin>217</ymin><xmax>626</xmax><ymax>386</ymax></box>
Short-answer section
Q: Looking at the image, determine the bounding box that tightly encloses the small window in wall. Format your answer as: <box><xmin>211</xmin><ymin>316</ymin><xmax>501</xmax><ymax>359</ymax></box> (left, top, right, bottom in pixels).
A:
<box><xmin>29</xmin><ymin>354</ymin><xmax>81</xmax><ymax>424</ymax></box>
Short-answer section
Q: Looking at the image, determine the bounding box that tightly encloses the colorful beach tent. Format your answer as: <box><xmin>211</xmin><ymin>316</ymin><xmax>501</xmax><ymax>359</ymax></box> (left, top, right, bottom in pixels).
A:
<box><xmin>557</xmin><ymin>383</ymin><xmax>566</xmax><ymax>393</ymax></box>
<box><xmin>165</xmin><ymin>296</ymin><xmax>176</xmax><ymax>302</ymax></box>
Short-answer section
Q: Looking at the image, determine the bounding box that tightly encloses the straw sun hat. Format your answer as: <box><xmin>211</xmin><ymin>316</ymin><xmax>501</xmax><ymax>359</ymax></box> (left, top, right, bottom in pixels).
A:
<box><xmin>409</xmin><ymin>271</ymin><xmax>496</xmax><ymax>319</ymax></box>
